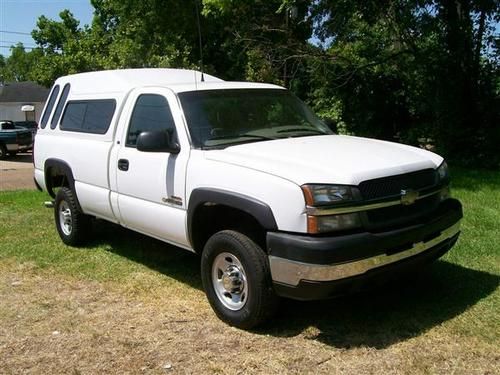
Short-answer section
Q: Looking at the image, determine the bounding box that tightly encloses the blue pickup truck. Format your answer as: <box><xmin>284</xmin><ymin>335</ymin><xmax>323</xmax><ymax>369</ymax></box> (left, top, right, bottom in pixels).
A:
<box><xmin>0</xmin><ymin>120</ymin><xmax>33</xmax><ymax>159</ymax></box>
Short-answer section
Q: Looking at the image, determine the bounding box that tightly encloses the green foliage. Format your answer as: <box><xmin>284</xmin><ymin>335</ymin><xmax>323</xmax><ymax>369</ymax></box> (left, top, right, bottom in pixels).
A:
<box><xmin>202</xmin><ymin>0</ymin><xmax>313</xmax><ymax>87</ymax></box>
<box><xmin>31</xmin><ymin>10</ymin><xmax>80</xmax><ymax>52</ymax></box>
<box><xmin>307</xmin><ymin>0</ymin><xmax>499</xmax><ymax>167</ymax></box>
<box><xmin>0</xmin><ymin>0</ymin><xmax>497</xmax><ymax>167</ymax></box>
<box><xmin>0</xmin><ymin>44</ymin><xmax>43</xmax><ymax>82</ymax></box>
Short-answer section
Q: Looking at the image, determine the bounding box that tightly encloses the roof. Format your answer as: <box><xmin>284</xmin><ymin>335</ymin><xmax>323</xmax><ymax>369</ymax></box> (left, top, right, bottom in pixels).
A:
<box><xmin>55</xmin><ymin>68</ymin><xmax>284</xmax><ymax>96</ymax></box>
<box><xmin>169</xmin><ymin>81</ymin><xmax>284</xmax><ymax>93</ymax></box>
<box><xmin>0</xmin><ymin>81</ymin><xmax>50</xmax><ymax>103</ymax></box>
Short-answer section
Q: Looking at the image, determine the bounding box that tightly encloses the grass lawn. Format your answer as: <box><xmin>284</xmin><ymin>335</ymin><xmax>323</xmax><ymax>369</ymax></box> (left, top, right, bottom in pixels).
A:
<box><xmin>0</xmin><ymin>168</ymin><xmax>498</xmax><ymax>374</ymax></box>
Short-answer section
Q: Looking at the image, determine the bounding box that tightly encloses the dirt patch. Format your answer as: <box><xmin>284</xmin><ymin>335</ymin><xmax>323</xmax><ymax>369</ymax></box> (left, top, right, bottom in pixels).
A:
<box><xmin>1</xmin><ymin>262</ymin><xmax>498</xmax><ymax>374</ymax></box>
<box><xmin>0</xmin><ymin>153</ymin><xmax>36</xmax><ymax>191</ymax></box>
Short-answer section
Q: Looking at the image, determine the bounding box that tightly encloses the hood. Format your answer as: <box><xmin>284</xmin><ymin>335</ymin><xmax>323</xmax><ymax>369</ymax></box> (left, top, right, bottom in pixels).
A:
<box><xmin>204</xmin><ymin>135</ymin><xmax>443</xmax><ymax>186</ymax></box>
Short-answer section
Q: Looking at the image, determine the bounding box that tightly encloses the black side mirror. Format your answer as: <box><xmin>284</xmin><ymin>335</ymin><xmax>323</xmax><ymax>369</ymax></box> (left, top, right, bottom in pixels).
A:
<box><xmin>136</xmin><ymin>130</ymin><xmax>180</xmax><ymax>154</ymax></box>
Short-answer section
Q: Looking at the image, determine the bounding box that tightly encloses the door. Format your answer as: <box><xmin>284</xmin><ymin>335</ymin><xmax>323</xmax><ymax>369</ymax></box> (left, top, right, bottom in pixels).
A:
<box><xmin>114</xmin><ymin>88</ymin><xmax>190</xmax><ymax>248</ymax></box>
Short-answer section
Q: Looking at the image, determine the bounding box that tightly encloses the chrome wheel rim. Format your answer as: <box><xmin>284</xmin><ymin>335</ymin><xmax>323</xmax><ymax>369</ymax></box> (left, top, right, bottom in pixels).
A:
<box><xmin>58</xmin><ymin>200</ymin><xmax>72</xmax><ymax>236</ymax></box>
<box><xmin>212</xmin><ymin>252</ymin><xmax>248</xmax><ymax>311</ymax></box>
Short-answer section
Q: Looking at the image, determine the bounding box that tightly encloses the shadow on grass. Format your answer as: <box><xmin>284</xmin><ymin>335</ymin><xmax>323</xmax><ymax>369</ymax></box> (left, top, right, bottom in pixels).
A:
<box><xmin>90</xmin><ymin>220</ymin><xmax>498</xmax><ymax>349</ymax></box>
<box><xmin>261</xmin><ymin>261</ymin><xmax>499</xmax><ymax>349</ymax></box>
<box><xmin>89</xmin><ymin>220</ymin><xmax>202</xmax><ymax>290</ymax></box>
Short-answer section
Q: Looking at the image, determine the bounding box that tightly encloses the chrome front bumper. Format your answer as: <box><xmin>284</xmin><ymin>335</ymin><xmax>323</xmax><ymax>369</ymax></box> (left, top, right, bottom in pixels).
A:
<box><xmin>269</xmin><ymin>221</ymin><xmax>461</xmax><ymax>287</ymax></box>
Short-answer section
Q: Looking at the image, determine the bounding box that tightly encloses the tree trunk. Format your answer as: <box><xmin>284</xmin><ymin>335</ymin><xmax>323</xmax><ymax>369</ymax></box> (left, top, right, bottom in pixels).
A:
<box><xmin>473</xmin><ymin>8</ymin><xmax>487</xmax><ymax>81</ymax></box>
<box><xmin>437</xmin><ymin>0</ymin><xmax>479</xmax><ymax>161</ymax></box>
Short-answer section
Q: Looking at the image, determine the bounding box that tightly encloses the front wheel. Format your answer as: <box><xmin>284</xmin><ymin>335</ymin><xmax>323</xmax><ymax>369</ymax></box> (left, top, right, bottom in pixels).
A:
<box><xmin>54</xmin><ymin>187</ymin><xmax>91</xmax><ymax>246</ymax></box>
<box><xmin>201</xmin><ymin>230</ymin><xmax>279</xmax><ymax>329</ymax></box>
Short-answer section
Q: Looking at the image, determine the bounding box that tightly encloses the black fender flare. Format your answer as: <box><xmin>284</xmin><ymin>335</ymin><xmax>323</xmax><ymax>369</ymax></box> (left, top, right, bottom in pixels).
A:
<box><xmin>44</xmin><ymin>159</ymin><xmax>82</xmax><ymax>211</ymax></box>
<box><xmin>187</xmin><ymin>188</ymin><xmax>278</xmax><ymax>246</ymax></box>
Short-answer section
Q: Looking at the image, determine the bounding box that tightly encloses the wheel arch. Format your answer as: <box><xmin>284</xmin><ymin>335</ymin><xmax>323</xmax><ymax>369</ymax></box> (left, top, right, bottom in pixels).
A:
<box><xmin>44</xmin><ymin>158</ymin><xmax>82</xmax><ymax>211</ymax></box>
<box><xmin>187</xmin><ymin>188</ymin><xmax>278</xmax><ymax>253</ymax></box>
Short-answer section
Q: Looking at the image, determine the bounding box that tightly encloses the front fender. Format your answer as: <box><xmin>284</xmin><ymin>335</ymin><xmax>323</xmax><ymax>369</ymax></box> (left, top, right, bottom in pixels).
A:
<box><xmin>187</xmin><ymin>188</ymin><xmax>278</xmax><ymax>246</ymax></box>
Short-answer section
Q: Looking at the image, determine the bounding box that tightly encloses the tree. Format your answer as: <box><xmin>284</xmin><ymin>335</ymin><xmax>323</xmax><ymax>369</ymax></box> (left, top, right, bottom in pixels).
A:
<box><xmin>89</xmin><ymin>0</ymin><xmax>197</xmax><ymax>69</ymax></box>
<box><xmin>0</xmin><ymin>44</ymin><xmax>43</xmax><ymax>82</ymax></box>
<box><xmin>30</xmin><ymin>10</ymin><xmax>108</xmax><ymax>86</ymax></box>
<box><xmin>433</xmin><ymin>0</ymin><xmax>500</xmax><ymax>165</ymax></box>
<box><xmin>203</xmin><ymin>0</ymin><xmax>313</xmax><ymax>88</ymax></box>
<box><xmin>308</xmin><ymin>0</ymin><xmax>499</xmax><ymax>166</ymax></box>
<box><xmin>13</xmin><ymin>0</ymin><xmax>499</xmax><ymax>167</ymax></box>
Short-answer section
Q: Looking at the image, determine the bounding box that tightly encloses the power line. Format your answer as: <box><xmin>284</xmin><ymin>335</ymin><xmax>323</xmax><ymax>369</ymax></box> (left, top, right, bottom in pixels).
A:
<box><xmin>0</xmin><ymin>30</ymin><xmax>32</xmax><ymax>36</ymax></box>
<box><xmin>0</xmin><ymin>40</ymin><xmax>37</xmax><ymax>47</ymax></box>
<box><xmin>0</xmin><ymin>45</ymin><xmax>39</xmax><ymax>50</ymax></box>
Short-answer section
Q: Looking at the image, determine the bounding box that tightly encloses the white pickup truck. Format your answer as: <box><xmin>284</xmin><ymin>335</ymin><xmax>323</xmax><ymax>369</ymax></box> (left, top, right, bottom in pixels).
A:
<box><xmin>34</xmin><ymin>69</ymin><xmax>462</xmax><ymax>328</ymax></box>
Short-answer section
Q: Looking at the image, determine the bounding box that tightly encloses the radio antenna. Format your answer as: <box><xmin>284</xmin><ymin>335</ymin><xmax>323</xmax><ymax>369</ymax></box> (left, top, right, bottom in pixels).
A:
<box><xmin>194</xmin><ymin>0</ymin><xmax>205</xmax><ymax>82</ymax></box>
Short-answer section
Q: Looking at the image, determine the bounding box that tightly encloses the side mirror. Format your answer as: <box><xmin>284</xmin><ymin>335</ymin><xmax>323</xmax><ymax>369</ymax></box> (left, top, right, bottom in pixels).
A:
<box><xmin>136</xmin><ymin>130</ymin><xmax>180</xmax><ymax>154</ymax></box>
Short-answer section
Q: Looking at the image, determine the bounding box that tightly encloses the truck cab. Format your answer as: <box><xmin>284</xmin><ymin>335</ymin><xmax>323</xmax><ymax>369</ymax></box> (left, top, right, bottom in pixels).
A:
<box><xmin>34</xmin><ymin>69</ymin><xmax>462</xmax><ymax>329</ymax></box>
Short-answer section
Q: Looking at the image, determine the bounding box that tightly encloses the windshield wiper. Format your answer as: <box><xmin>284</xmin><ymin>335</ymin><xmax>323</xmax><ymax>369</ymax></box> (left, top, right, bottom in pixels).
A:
<box><xmin>277</xmin><ymin>127</ymin><xmax>327</xmax><ymax>135</ymax></box>
<box><xmin>206</xmin><ymin>133</ymin><xmax>276</xmax><ymax>141</ymax></box>
<box><xmin>202</xmin><ymin>133</ymin><xmax>277</xmax><ymax>149</ymax></box>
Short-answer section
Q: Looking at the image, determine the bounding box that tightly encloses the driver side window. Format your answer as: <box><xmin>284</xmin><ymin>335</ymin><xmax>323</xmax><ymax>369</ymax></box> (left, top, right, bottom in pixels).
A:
<box><xmin>126</xmin><ymin>94</ymin><xmax>176</xmax><ymax>147</ymax></box>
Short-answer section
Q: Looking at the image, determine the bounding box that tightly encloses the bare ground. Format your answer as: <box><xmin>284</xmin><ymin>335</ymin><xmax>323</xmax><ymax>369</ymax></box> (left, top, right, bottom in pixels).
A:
<box><xmin>0</xmin><ymin>154</ymin><xmax>36</xmax><ymax>191</ymax></box>
<box><xmin>1</xmin><ymin>260</ymin><xmax>498</xmax><ymax>375</ymax></box>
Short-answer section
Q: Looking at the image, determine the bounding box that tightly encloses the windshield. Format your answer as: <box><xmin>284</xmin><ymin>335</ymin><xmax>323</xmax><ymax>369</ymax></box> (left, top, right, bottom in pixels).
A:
<box><xmin>178</xmin><ymin>89</ymin><xmax>333</xmax><ymax>149</ymax></box>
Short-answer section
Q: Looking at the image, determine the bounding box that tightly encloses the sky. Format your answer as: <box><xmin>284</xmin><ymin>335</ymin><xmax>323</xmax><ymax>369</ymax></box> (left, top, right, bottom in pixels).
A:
<box><xmin>0</xmin><ymin>0</ymin><xmax>94</xmax><ymax>56</ymax></box>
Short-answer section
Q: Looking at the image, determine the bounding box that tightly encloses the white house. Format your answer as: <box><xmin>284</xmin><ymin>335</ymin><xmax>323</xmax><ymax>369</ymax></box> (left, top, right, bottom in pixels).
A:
<box><xmin>0</xmin><ymin>81</ymin><xmax>49</xmax><ymax>123</ymax></box>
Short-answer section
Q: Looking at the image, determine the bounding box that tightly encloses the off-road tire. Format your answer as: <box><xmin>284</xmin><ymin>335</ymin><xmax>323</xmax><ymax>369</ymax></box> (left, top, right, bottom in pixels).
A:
<box><xmin>201</xmin><ymin>230</ymin><xmax>279</xmax><ymax>329</ymax></box>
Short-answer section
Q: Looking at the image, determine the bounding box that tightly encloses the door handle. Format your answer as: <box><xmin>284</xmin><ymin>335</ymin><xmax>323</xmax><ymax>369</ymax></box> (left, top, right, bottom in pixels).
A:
<box><xmin>118</xmin><ymin>159</ymin><xmax>129</xmax><ymax>171</ymax></box>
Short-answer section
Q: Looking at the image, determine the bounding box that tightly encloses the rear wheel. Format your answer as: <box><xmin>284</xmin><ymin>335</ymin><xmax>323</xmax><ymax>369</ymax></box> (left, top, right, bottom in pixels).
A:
<box><xmin>54</xmin><ymin>187</ymin><xmax>91</xmax><ymax>246</ymax></box>
<box><xmin>201</xmin><ymin>230</ymin><xmax>279</xmax><ymax>329</ymax></box>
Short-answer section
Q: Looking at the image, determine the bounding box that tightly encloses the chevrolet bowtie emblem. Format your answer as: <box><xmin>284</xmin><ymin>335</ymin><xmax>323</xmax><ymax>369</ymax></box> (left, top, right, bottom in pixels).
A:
<box><xmin>400</xmin><ymin>189</ymin><xmax>419</xmax><ymax>205</ymax></box>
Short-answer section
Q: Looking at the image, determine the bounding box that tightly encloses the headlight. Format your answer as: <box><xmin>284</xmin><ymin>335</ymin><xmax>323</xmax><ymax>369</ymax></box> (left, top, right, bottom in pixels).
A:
<box><xmin>307</xmin><ymin>213</ymin><xmax>361</xmax><ymax>234</ymax></box>
<box><xmin>437</xmin><ymin>161</ymin><xmax>449</xmax><ymax>182</ymax></box>
<box><xmin>302</xmin><ymin>184</ymin><xmax>361</xmax><ymax>233</ymax></box>
<box><xmin>301</xmin><ymin>184</ymin><xmax>358</xmax><ymax>206</ymax></box>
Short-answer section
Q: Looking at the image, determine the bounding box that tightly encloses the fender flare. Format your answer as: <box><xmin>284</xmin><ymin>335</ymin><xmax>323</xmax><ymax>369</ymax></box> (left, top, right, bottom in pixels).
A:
<box><xmin>187</xmin><ymin>188</ymin><xmax>278</xmax><ymax>246</ymax></box>
<box><xmin>44</xmin><ymin>159</ymin><xmax>82</xmax><ymax>210</ymax></box>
